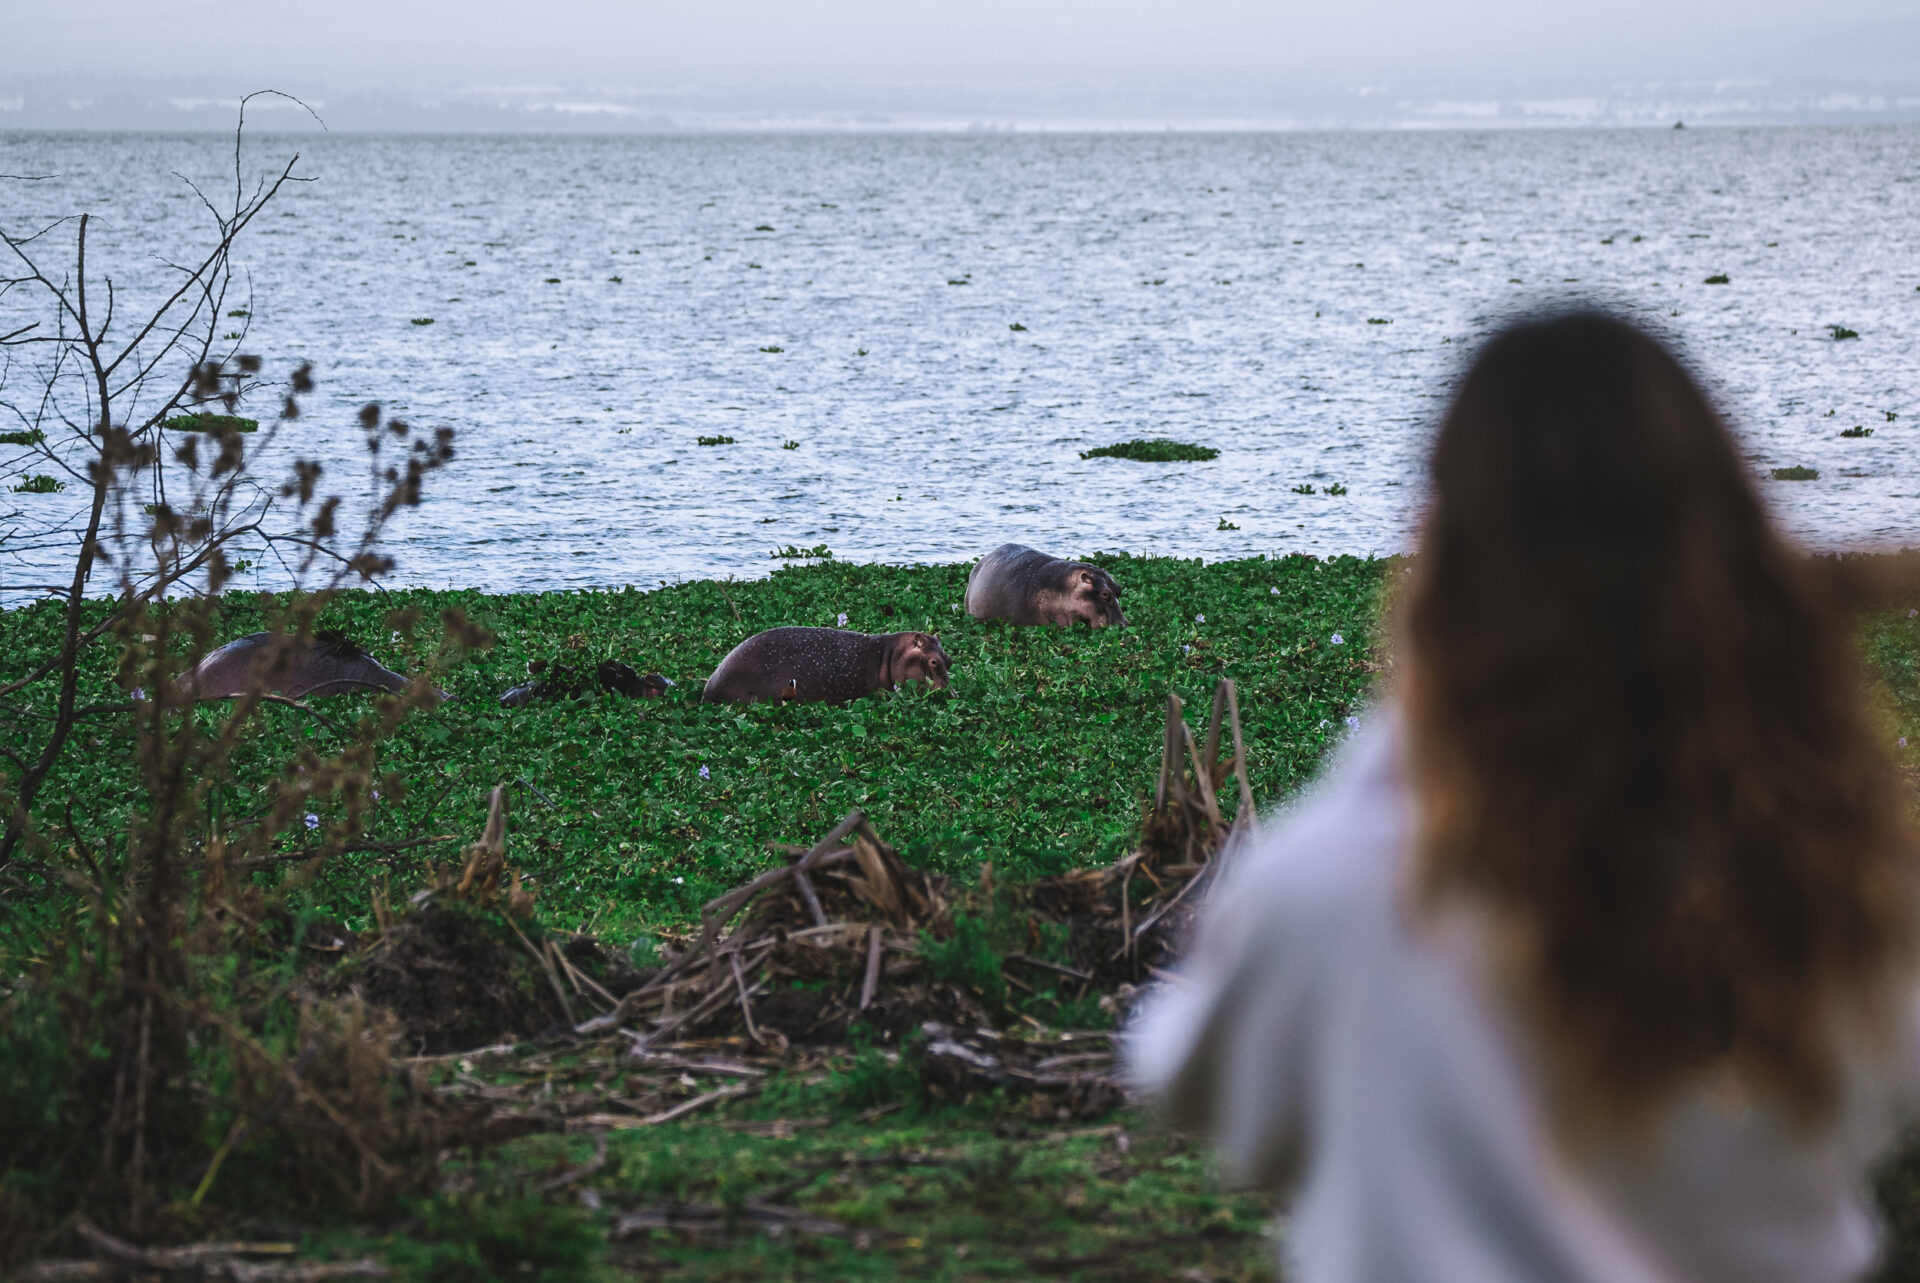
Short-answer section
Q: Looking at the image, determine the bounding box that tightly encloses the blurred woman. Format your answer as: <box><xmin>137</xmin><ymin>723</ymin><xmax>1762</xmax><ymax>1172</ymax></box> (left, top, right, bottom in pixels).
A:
<box><xmin>1128</xmin><ymin>311</ymin><xmax>1920</xmax><ymax>1282</ymax></box>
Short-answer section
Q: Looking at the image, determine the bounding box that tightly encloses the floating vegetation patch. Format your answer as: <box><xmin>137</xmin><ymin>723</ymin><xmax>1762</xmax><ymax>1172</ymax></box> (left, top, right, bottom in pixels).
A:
<box><xmin>696</xmin><ymin>435</ymin><xmax>736</xmax><ymax>447</ymax></box>
<box><xmin>410</xmin><ymin>317</ymin><xmax>434</xmax><ymax>326</ymax></box>
<box><xmin>1771</xmin><ymin>465</ymin><xmax>1820</xmax><ymax>481</ymax></box>
<box><xmin>1841</xmin><ymin>426</ymin><xmax>1874</xmax><ymax>439</ymax></box>
<box><xmin>1291</xmin><ymin>483</ymin><xmax>1316</xmax><ymax>495</ymax></box>
<box><xmin>770</xmin><ymin>543</ymin><xmax>834</xmax><ymax>559</ymax></box>
<box><xmin>225</xmin><ymin>308</ymin><xmax>249</xmax><ymax>318</ymax></box>
<box><xmin>1079</xmin><ymin>439</ymin><xmax>1219</xmax><ymax>463</ymax></box>
<box><xmin>754</xmin><ymin>224</ymin><xmax>774</xmax><ymax>231</ymax></box>
<box><xmin>947</xmin><ymin>274</ymin><xmax>971</xmax><ymax>286</ymax></box>
<box><xmin>12</xmin><ymin>474</ymin><xmax>65</xmax><ymax>493</ymax></box>
<box><xmin>1830</xmin><ymin>325</ymin><xmax>1860</xmax><ymax>341</ymax></box>
<box><xmin>1366</xmin><ymin>317</ymin><xmax>1391</xmax><ymax>325</ymax></box>
<box><xmin>759</xmin><ymin>345</ymin><xmax>784</xmax><ymax>353</ymax></box>
<box><xmin>1008</xmin><ymin>322</ymin><xmax>1027</xmax><ymax>332</ymax></box>
<box><xmin>544</xmin><ymin>277</ymin><xmax>561</xmax><ymax>284</ymax></box>
<box><xmin>1216</xmin><ymin>517</ymin><xmax>1240</xmax><ymax>530</ymax></box>
<box><xmin>608</xmin><ymin>275</ymin><xmax>622</xmax><ymax>283</ymax></box>
<box><xmin>1889</xmin><ymin>411</ymin><xmax>1901</xmax><ymax>422</ymax></box>
<box><xmin>0</xmin><ymin>428</ymin><xmax>46</xmax><ymax>446</ymax></box>
<box><xmin>164</xmin><ymin>413</ymin><xmax>259</xmax><ymax>434</ymax></box>
<box><xmin>1327</xmin><ymin>483</ymin><xmax>1349</xmax><ymax>496</ymax></box>
<box><xmin>781</xmin><ymin>439</ymin><xmax>800</xmax><ymax>450</ymax></box>
<box><xmin>1704</xmin><ymin>274</ymin><xmax>1730</xmax><ymax>285</ymax></box>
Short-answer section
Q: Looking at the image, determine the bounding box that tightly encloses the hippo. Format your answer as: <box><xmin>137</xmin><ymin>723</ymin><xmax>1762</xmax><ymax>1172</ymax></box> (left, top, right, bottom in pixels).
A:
<box><xmin>180</xmin><ymin>631</ymin><xmax>410</xmax><ymax>700</ymax></box>
<box><xmin>500</xmin><ymin>660</ymin><xmax>674</xmax><ymax>707</ymax></box>
<box><xmin>964</xmin><ymin>544</ymin><xmax>1127</xmax><ymax>628</ymax></box>
<box><xmin>702</xmin><ymin>627</ymin><xmax>950</xmax><ymax>704</ymax></box>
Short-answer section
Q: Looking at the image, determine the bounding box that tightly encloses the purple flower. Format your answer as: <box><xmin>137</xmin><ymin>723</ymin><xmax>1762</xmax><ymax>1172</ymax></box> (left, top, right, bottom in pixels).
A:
<box><xmin>304</xmin><ymin>814</ymin><xmax>319</xmax><ymax>830</ymax></box>
<box><xmin>1194</xmin><ymin>614</ymin><xmax>1205</xmax><ymax>624</ymax></box>
<box><xmin>1902</xmin><ymin>738</ymin><xmax>1910</xmax><ymax>749</ymax></box>
<box><xmin>1330</xmin><ymin>632</ymin><xmax>1345</xmax><ymax>646</ymax></box>
<box><xmin>698</xmin><ymin>764</ymin><xmax>710</xmax><ymax>780</ymax></box>
<box><xmin>837</xmin><ymin>612</ymin><xmax>848</xmax><ymax>627</ymax></box>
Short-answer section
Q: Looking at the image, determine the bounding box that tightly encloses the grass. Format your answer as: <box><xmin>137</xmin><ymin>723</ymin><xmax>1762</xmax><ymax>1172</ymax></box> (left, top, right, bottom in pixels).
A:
<box><xmin>164</xmin><ymin>413</ymin><xmax>260</xmax><ymax>434</ymax></box>
<box><xmin>0</xmin><ymin>555</ymin><xmax>1386</xmax><ymax>943</ymax></box>
<box><xmin>15</xmin><ymin>559</ymin><xmax>1919</xmax><ymax>1279</ymax></box>
<box><xmin>1079</xmin><ymin>440</ymin><xmax>1219</xmax><ymax>464</ymax></box>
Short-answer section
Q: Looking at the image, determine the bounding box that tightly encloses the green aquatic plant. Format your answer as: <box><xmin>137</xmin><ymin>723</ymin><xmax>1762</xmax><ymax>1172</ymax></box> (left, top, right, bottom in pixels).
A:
<box><xmin>770</xmin><ymin>543</ymin><xmax>834</xmax><ymax>559</ymax></box>
<box><xmin>1327</xmin><ymin>483</ymin><xmax>1349</xmax><ymax>496</ymax></box>
<box><xmin>1366</xmin><ymin>317</ymin><xmax>1391</xmax><ymax>325</ymax></box>
<box><xmin>781</xmin><ymin>439</ymin><xmax>800</xmax><ymax>450</ymax></box>
<box><xmin>696</xmin><ymin>435</ymin><xmax>736</xmax><ymax>447</ymax></box>
<box><xmin>1771</xmin><ymin>465</ymin><xmax>1820</xmax><ymax>481</ymax></box>
<box><xmin>1008</xmin><ymin>322</ymin><xmax>1027</xmax><ymax>332</ymax></box>
<box><xmin>1292</xmin><ymin>483</ymin><xmax>1316</xmax><ymax>495</ymax></box>
<box><xmin>226</xmin><ymin>308</ymin><xmax>249</xmax><ymax>318</ymax></box>
<box><xmin>1</xmin><ymin>428</ymin><xmax>46</xmax><ymax>446</ymax></box>
<box><xmin>754</xmin><ymin>224</ymin><xmax>775</xmax><ymax>231</ymax></box>
<box><xmin>221</xmin><ymin>331</ymin><xmax>242</xmax><ymax>340</ymax></box>
<box><xmin>1841</xmin><ymin>426</ymin><xmax>1874</xmax><ymax>439</ymax></box>
<box><xmin>856</xmin><ymin>347</ymin><xmax>869</xmax><ymax>356</ymax></box>
<box><xmin>1216</xmin><ymin>518</ymin><xmax>1239</xmax><ymax>531</ymax></box>
<box><xmin>1704</xmin><ymin>274</ymin><xmax>1730</xmax><ymax>285</ymax></box>
<box><xmin>163</xmin><ymin>413</ymin><xmax>259</xmax><ymax>434</ymax></box>
<box><xmin>1830</xmin><ymin>325</ymin><xmax>1860</xmax><ymax>341</ymax></box>
<box><xmin>759</xmin><ymin>345</ymin><xmax>784</xmax><ymax>353</ymax></box>
<box><xmin>410</xmin><ymin>317</ymin><xmax>434</xmax><ymax>326</ymax></box>
<box><xmin>12</xmin><ymin>474</ymin><xmax>64</xmax><ymax>493</ymax></box>
<box><xmin>607</xmin><ymin>275</ymin><xmax>622</xmax><ymax>283</ymax></box>
<box><xmin>543</xmin><ymin>277</ymin><xmax>561</xmax><ymax>284</ymax></box>
<box><xmin>1079</xmin><ymin>439</ymin><xmax>1219</xmax><ymax>463</ymax></box>
<box><xmin>1889</xmin><ymin>412</ymin><xmax>1901</xmax><ymax>422</ymax></box>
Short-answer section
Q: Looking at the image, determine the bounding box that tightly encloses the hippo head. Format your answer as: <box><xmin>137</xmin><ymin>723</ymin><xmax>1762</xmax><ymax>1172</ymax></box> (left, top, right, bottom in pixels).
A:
<box><xmin>1068</xmin><ymin>565</ymin><xmax>1128</xmax><ymax>628</ymax></box>
<box><xmin>889</xmin><ymin>632</ymin><xmax>952</xmax><ymax>690</ymax></box>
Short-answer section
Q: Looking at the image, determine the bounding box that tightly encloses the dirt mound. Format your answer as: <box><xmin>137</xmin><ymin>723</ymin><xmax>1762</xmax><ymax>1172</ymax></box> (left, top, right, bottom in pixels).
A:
<box><xmin>351</xmin><ymin>903</ymin><xmax>566</xmax><ymax>1055</ymax></box>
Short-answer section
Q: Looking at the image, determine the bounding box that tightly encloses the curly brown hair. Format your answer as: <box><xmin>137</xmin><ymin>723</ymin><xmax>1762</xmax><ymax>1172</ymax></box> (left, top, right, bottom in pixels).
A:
<box><xmin>1399</xmin><ymin>310</ymin><xmax>1919</xmax><ymax>1137</ymax></box>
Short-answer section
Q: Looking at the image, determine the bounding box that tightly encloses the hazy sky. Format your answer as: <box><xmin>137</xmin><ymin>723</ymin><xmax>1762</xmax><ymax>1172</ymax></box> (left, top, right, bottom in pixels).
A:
<box><xmin>6</xmin><ymin>0</ymin><xmax>1919</xmax><ymax>127</ymax></box>
<box><xmin>11</xmin><ymin>0</ymin><xmax>1918</xmax><ymax>85</ymax></box>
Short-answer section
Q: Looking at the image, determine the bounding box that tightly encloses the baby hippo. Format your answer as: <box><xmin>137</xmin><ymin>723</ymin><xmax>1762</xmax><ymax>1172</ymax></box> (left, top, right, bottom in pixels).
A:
<box><xmin>965</xmin><ymin>544</ymin><xmax>1127</xmax><ymax>628</ymax></box>
<box><xmin>180</xmin><ymin>631</ymin><xmax>410</xmax><ymax>700</ymax></box>
<box><xmin>702</xmin><ymin>627</ymin><xmax>950</xmax><ymax>704</ymax></box>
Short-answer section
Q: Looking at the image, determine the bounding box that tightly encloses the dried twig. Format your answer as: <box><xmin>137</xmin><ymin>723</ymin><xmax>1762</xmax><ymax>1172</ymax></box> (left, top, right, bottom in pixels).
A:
<box><xmin>859</xmin><ymin>923</ymin><xmax>885</xmax><ymax>1010</ymax></box>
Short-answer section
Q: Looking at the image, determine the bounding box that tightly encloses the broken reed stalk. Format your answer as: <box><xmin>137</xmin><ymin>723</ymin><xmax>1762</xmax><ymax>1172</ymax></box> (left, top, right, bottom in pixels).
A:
<box><xmin>859</xmin><ymin>924</ymin><xmax>884</xmax><ymax>1010</ymax></box>
<box><xmin>685</xmin><ymin>810</ymin><xmax>864</xmax><ymax>979</ymax></box>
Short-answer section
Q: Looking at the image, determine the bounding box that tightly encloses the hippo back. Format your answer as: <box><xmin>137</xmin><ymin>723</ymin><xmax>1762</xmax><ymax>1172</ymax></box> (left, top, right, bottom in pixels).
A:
<box><xmin>185</xmin><ymin>631</ymin><xmax>407</xmax><ymax>700</ymax></box>
<box><xmin>702</xmin><ymin>627</ymin><xmax>884</xmax><ymax>704</ymax></box>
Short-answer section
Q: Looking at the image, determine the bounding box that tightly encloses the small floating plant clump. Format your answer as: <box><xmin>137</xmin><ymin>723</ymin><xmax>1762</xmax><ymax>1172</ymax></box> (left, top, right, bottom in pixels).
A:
<box><xmin>1079</xmin><ymin>439</ymin><xmax>1219</xmax><ymax>463</ymax></box>
<box><xmin>164</xmin><ymin>413</ymin><xmax>259</xmax><ymax>434</ymax></box>
<box><xmin>1217</xmin><ymin>517</ymin><xmax>1240</xmax><ymax>530</ymax></box>
<box><xmin>1840</xmin><ymin>426</ymin><xmax>1874</xmax><ymax>439</ymax></box>
<box><xmin>1830</xmin><ymin>325</ymin><xmax>1860</xmax><ymax>341</ymax></box>
<box><xmin>0</xmin><ymin>428</ymin><xmax>46</xmax><ymax>446</ymax></box>
<box><xmin>1704</xmin><ymin>274</ymin><xmax>1730</xmax><ymax>285</ymax></box>
<box><xmin>12</xmin><ymin>474</ymin><xmax>65</xmax><ymax>493</ymax></box>
<box><xmin>759</xmin><ymin>345</ymin><xmax>784</xmax><ymax>353</ymax></box>
<box><xmin>696</xmin><ymin>435</ymin><xmax>736</xmax><ymax>447</ymax></box>
<box><xmin>1008</xmin><ymin>322</ymin><xmax>1027</xmax><ymax>332</ymax></box>
<box><xmin>1326</xmin><ymin>483</ymin><xmax>1349</xmax><ymax>496</ymax></box>
<box><xmin>410</xmin><ymin>317</ymin><xmax>434</xmax><ymax>326</ymax></box>
<box><xmin>1292</xmin><ymin>483</ymin><xmax>1316</xmax><ymax>495</ymax></box>
<box><xmin>770</xmin><ymin>544</ymin><xmax>834</xmax><ymax>560</ymax></box>
<box><xmin>1366</xmin><ymin>317</ymin><xmax>1391</xmax><ymax>325</ymax></box>
<box><xmin>1771</xmin><ymin>465</ymin><xmax>1820</xmax><ymax>481</ymax></box>
<box><xmin>781</xmin><ymin>439</ymin><xmax>800</xmax><ymax>450</ymax></box>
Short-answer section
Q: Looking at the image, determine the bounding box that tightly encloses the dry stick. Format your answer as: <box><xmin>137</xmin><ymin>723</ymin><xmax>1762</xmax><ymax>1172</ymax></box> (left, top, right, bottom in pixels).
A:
<box><xmin>642</xmin><ymin>975</ymin><xmax>767</xmax><ymax>1050</ymax></box>
<box><xmin>1004</xmin><ymin>953</ymin><xmax>1096</xmax><ymax>984</ymax></box>
<box><xmin>1130</xmin><ymin>858</ymin><xmax>1220</xmax><ymax>946</ymax></box>
<box><xmin>730</xmin><ymin>950</ymin><xmax>765</xmax><ymax>1044</ymax></box>
<box><xmin>859</xmin><ymin>924</ymin><xmax>885</xmax><ymax>1010</ymax></box>
<box><xmin>791</xmin><ymin>866</ymin><xmax>829</xmax><ymax>930</ymax></box>
<box><xmin>506</xmin><ymin>917</ymin><xmax>574</xmax><ymax>1026</ymax></box>
<box><xmin>1181</xmin><ymin>723</ymin><xmax>1224</xmax><ymax>836</ymax></box>
<box><xmin>580</xmin><ymin>1083</ymin><xmax>751</xmax><ymax>1130</ymax></box>
<box><xmin>1224</xmin><ymin>678</ymin><xmax>1257</xmax><ymax>834</ymax></box>
<box><xmin>1154</xmin><ymin>694</ymin><xmax>1184</xmax><ymax>809</ymax></box>
<box><xmin>1202</xmin><ymin>681</ymin><xmax>1227</xmax><ymax>783</ymax></box>
<box><xmin>684</xmin><ymin>810</ymin><xmax>863</xmax><ymax>977</ymax></box>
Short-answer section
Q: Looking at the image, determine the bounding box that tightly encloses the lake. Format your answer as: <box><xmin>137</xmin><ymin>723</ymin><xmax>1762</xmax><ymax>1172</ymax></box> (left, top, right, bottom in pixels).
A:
<box><xmin>2</xmin><ymin>126</ymin><xmax>1917</xmax><ymax>596</ymax></box>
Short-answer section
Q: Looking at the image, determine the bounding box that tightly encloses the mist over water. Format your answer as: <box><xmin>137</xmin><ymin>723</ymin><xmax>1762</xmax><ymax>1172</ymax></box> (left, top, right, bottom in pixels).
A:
<box><xmin>3</xmin><ymin>126</ymin><xmax>1917</xmax><ymax>598</ymax></box>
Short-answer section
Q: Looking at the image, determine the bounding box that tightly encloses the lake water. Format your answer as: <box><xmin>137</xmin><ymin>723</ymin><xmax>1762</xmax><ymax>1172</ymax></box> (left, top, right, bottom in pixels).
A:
<box><xmin>3</xmin><ymin>127</ymin><xmax>1918</xmax><ymax>597</ymax></box>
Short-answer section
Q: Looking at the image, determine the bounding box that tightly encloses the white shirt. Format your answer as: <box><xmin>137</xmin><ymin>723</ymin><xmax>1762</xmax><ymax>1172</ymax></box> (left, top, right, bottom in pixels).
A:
<box><xmin>1126</xmin><ymin>713</ymin><xmax>1913</xmax><ymax>1283</ymax></box>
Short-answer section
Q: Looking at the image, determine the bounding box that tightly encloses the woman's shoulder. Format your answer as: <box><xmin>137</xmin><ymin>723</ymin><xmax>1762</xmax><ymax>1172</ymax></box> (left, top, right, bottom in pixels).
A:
<box><xmin>1213</xmin><ymin>712</ymin><xmax>1414</xmax><ymax>936</ymax></box>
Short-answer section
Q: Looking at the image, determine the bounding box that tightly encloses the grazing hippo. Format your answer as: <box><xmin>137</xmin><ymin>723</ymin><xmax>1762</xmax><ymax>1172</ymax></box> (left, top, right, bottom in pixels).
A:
<box><xmin>964</xmin><ymin>544</ymin><xmax>1127</xmax><ymax>628</ymax></box>
<box><xmin>702</xmin><ymin>628</ymin><xmax>950</xmax><ymax>704</ymax></box>
<box><xmin>181</xmin><ymin>631</ymin><xmax>409</xmax><ymax>700</ymax></box>
<box><xmin>500</xmin><ymin>660</ymin><xmax>673</xmax><ymax>707</ymax></box>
